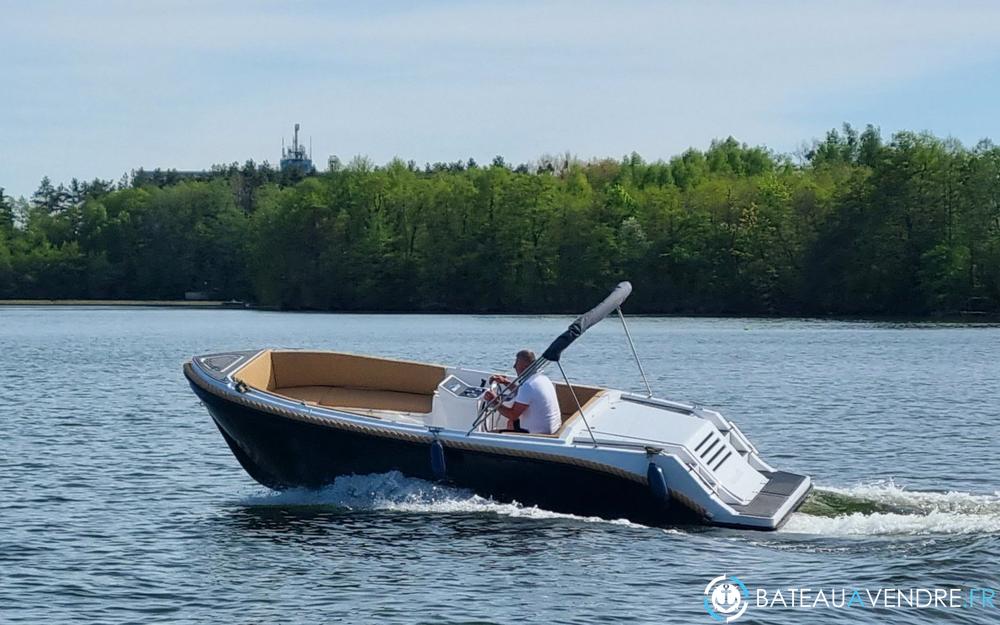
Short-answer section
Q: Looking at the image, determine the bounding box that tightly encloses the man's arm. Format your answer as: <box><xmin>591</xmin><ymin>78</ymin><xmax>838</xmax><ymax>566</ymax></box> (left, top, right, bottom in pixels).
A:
<box><xmin>484</xmin><ymin>384</ymin><xmax>530</xmax><ymax>429</ymax></box>
<box><xmin>483</xmin><ymin>389</ymin><xmax>529</xmax><ymax>429</ymax></box>
<box><xmin>497</xmin><ymin>401</ymin><xmax>528</xmax><ymax>424</ymax></box>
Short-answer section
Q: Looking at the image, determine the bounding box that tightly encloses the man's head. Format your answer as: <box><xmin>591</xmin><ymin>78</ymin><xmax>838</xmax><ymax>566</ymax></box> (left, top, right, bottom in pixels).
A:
<box><xmin>514</xmin><ymin>349</ymin><xmax>535</xmax><ymax>375</ymax></box>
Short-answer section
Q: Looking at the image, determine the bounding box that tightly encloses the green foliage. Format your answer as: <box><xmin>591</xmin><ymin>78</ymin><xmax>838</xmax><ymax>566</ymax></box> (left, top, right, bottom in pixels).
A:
<box><xmin>2</xmin><ymin>127</ymin><xmax>999</xmax><ymax>315</ymax></box>
<box><xmin>0</xmin><ymin>187</ymin><xmax>14</xmax><ymax>235</ymax></box>
<box><xmin>0</xmin><ymin>229</ymin><xmax>13</xmax><ymax>296</ymax></box>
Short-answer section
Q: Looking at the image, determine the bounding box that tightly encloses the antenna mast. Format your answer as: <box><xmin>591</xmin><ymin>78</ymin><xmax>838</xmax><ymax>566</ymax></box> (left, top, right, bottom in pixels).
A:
<box><xmin>280</xmin><ymin>122</ymin><xmax>314</xmax><ymax>175</ymax></box>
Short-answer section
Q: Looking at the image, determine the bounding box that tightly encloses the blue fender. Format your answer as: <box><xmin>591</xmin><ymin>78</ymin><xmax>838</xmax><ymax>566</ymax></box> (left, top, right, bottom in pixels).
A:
<box><xmin>647</xmin><ymin>462</ymin><xmax>670</xmax><ymax>505</ymax></box>
<box><xmin>430</xmin><ymin>440</ymin><xmax>447</xmax><ymax>480</ymax></box>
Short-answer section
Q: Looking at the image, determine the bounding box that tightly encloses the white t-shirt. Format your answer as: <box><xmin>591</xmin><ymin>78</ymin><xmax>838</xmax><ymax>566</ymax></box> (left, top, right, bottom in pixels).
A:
<box><xmin>513</xmin><ymin>373</ymin><xmax>562</xmax><ymax>434</ymax></box>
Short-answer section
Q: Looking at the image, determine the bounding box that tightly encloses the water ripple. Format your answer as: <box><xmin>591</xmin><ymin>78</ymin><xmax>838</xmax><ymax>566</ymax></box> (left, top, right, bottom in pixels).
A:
<box><xmin>1</xmin><ymin>309</ymin><xmax>998</xmax><ymax>624</ymax></box>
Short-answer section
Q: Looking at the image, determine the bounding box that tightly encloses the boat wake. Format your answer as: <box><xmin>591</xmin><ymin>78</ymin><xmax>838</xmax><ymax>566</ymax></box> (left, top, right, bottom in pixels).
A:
<box><xmin>241</xmin><ymin>474</ymin><xmax>1000</xmax><ymax>536</ymax></box>
<box><xmin>240</xmin><ymin>471</ymin><xmax>644</xmax><ymax>528</ymax></box>
<box><xmin>782</xmin><ymin>480</ymin><xmax>1000</xmax><ymax>536</ymax></box>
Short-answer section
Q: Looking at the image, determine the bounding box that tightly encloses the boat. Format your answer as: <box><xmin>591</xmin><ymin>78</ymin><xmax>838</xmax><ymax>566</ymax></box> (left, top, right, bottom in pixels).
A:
<box><xmin>184</xmin><ymin>282</ymin><xmax>812</xmax><ymax>530</ymax></box>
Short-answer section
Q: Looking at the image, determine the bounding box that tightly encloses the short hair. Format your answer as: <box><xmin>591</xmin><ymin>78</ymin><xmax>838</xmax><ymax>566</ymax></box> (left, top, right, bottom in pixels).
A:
<box><xmin>516</xmin><ymin>349</ymin><xmax>535</xmax><ymax>364</ymax></box>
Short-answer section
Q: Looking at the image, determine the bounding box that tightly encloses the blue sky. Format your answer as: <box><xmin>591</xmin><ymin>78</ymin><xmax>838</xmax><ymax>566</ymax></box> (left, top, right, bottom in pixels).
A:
<box><xmin>3</xmin><ymin>0</ymin><xmax>1000</xmax><ymax>198</ymax></box>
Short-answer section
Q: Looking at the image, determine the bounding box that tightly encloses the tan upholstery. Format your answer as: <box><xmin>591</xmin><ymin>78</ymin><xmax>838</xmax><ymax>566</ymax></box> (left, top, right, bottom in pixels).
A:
<box><xmin>269</xmin><ymin>351</ymin><xmax>446</xmax><ymax>395</ymax></box>
<box><xmin>234</xmin><ymin>350</ymin><xmax>446</xmax><ymax>415</ymax></box>
<box><xmin>553</xmin><ymin>382</ymin><xmax>602</xmax><ymax>418</ymax></box>
<box><xmin>235</xmin><ymin>350</ymin><xmax>275</xmax><ymax>390</ymax></box>
<box><xmin>549</xmin><ymin>386</ymin><xmax>607</xmax><ymax>436</ymax></box>
<box><xmin>274</xmin><ymin>386</ymin><xmax>434</xmax><ymax>413</ymax></box>
<box><xmin>232</xmin><ymin>350</ymin><xmax>605</xmax><ymax>426</ymax></box>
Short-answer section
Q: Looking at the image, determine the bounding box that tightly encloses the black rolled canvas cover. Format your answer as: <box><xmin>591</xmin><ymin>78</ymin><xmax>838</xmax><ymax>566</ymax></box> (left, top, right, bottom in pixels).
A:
<box><xmin>541</xmin><ymin>281</ymin><xmax>633</xmax><ymax>362</ymax></box>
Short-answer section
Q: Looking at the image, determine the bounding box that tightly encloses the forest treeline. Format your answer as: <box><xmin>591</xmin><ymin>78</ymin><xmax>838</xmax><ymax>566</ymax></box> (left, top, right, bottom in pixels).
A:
<box><xmin>1</xmin><ymin>124</ymin><xmax>999</xmax><ymax>315</ymax></box>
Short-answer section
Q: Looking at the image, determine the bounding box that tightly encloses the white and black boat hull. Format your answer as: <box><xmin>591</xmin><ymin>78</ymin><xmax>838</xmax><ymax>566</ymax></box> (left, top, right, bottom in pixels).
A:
<box><xmin>187</xmin><ymin>363</ymin><xmax>706</xmax><ymax>526</ymax></box>
<box><xmin>185</xmin><ymin>356</ymin><xmax>810</xmax><ymax>530</ymax></box>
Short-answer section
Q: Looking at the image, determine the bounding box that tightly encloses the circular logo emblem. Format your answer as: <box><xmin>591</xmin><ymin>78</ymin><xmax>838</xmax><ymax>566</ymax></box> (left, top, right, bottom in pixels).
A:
<box><xmin>704</xmin><ymin>575</ymin><xmax>749</xmax><ymax>622</ymax></box>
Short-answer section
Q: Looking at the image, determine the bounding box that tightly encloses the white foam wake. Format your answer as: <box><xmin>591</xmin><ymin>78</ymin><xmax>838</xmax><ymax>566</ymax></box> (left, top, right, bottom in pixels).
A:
<box><xmin>243</xmin><ymin>474</ymin><xmax>1000</xmax><ymax>536</ymax></box>
<box><xmin>782</xmin><ymin>479</ymin><xmax>1000</xmax><ymax>536</ymax></box>
<box><xmin>242</xmin><ymin>471</ymin><xmax>645</xmax><ymax>528</ymax></box>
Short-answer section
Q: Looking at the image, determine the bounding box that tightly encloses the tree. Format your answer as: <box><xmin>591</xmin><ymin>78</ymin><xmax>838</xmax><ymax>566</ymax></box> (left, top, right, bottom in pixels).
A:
<box><xmin>31</xmin><ymin>176</ymin><xmax>72</xmax><ymax>214</ymax></box>
<box><xmin>1</xmin><ymin>127</ymin><xmax>996</xmax><ymax>314</ymax></box>
<box><xmin>0</xmin><ymin>187</ymin><xmax>14</xmax><ymax>235</ymax></box>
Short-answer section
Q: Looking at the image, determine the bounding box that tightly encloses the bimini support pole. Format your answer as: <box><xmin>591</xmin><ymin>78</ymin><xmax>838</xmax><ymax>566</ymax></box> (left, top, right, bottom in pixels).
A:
<box><xmin>617</xmin><ymin>307</ymin><xmax>652</xmax><ymax>397</ymax></box>
<box><xmin>556</xmin><ymin>361</ymin><xmax>597</xmax><ymax>447</ymax></box>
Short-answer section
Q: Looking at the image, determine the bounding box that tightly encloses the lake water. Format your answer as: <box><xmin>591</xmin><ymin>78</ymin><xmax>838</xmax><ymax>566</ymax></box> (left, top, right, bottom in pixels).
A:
<box><xmin>1</xmin><ymin>308</ymin><xmax>998</xmax><ymax>624</ymax></box>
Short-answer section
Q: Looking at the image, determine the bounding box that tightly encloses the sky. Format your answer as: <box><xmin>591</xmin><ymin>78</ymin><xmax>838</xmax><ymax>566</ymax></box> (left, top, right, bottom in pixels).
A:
<box><xmin>3</xmin><ymin>0</ymin><xmax>1000</xmax><ymax>199</ymax></box>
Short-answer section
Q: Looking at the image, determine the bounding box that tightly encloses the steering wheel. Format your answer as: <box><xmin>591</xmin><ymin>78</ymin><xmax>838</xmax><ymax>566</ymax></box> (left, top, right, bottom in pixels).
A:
<box><xmin>478</xmin><ymin>376</ymin><xmax>512</xmax><ymax>432</ymax></box>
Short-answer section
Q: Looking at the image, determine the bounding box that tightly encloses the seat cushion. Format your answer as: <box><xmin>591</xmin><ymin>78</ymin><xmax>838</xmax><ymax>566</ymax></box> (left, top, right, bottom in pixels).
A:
<box><xmin>270</xmin><ymin>351</ymin><xmax>446</xmax><ymax>395</ymax></box>
<box><xmin>275</xmin><ymin>386</ymin><xmax>433</xmax><ymax>414</ymax></box>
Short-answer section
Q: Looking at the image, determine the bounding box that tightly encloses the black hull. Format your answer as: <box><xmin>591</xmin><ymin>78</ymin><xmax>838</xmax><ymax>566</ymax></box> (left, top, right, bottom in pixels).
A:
<box><xmin>189</xmin><ymin>380</ymin><xmax>703</xmax><ymax>527</ymax></box>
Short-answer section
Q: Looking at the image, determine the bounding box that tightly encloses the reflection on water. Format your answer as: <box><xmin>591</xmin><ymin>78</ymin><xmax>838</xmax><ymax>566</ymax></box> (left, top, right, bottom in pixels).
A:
<box><xmin>1</xmin><ymin>308</ymin><xmax>999</xmax><ymax>624</ymax></box>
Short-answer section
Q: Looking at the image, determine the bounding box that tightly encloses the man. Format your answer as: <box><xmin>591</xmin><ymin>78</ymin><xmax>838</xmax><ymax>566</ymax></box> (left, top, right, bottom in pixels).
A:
<box><xmin>485</xmin><ymin>349</ymin><xmax>562</xmax><ymax>435</ymax></box>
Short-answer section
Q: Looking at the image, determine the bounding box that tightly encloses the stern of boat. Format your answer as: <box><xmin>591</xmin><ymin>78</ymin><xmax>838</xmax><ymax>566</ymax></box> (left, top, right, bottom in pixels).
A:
<box><xmin>585</xmin><ymin>394</ymin><xmax>812</xmax><ymax>531</ymax></box>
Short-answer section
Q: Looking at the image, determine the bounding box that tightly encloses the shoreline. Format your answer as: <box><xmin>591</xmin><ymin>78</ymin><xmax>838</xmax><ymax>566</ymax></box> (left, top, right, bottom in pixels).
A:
<box><xmin>1</xmin><ymin>299</ymin><xmax>997</xmax><ymax>322</ymax></box>
<box><xmin>0</xmin><ymin>299</ymin><xmax>241</xmax><ymax>308</ymax></box>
